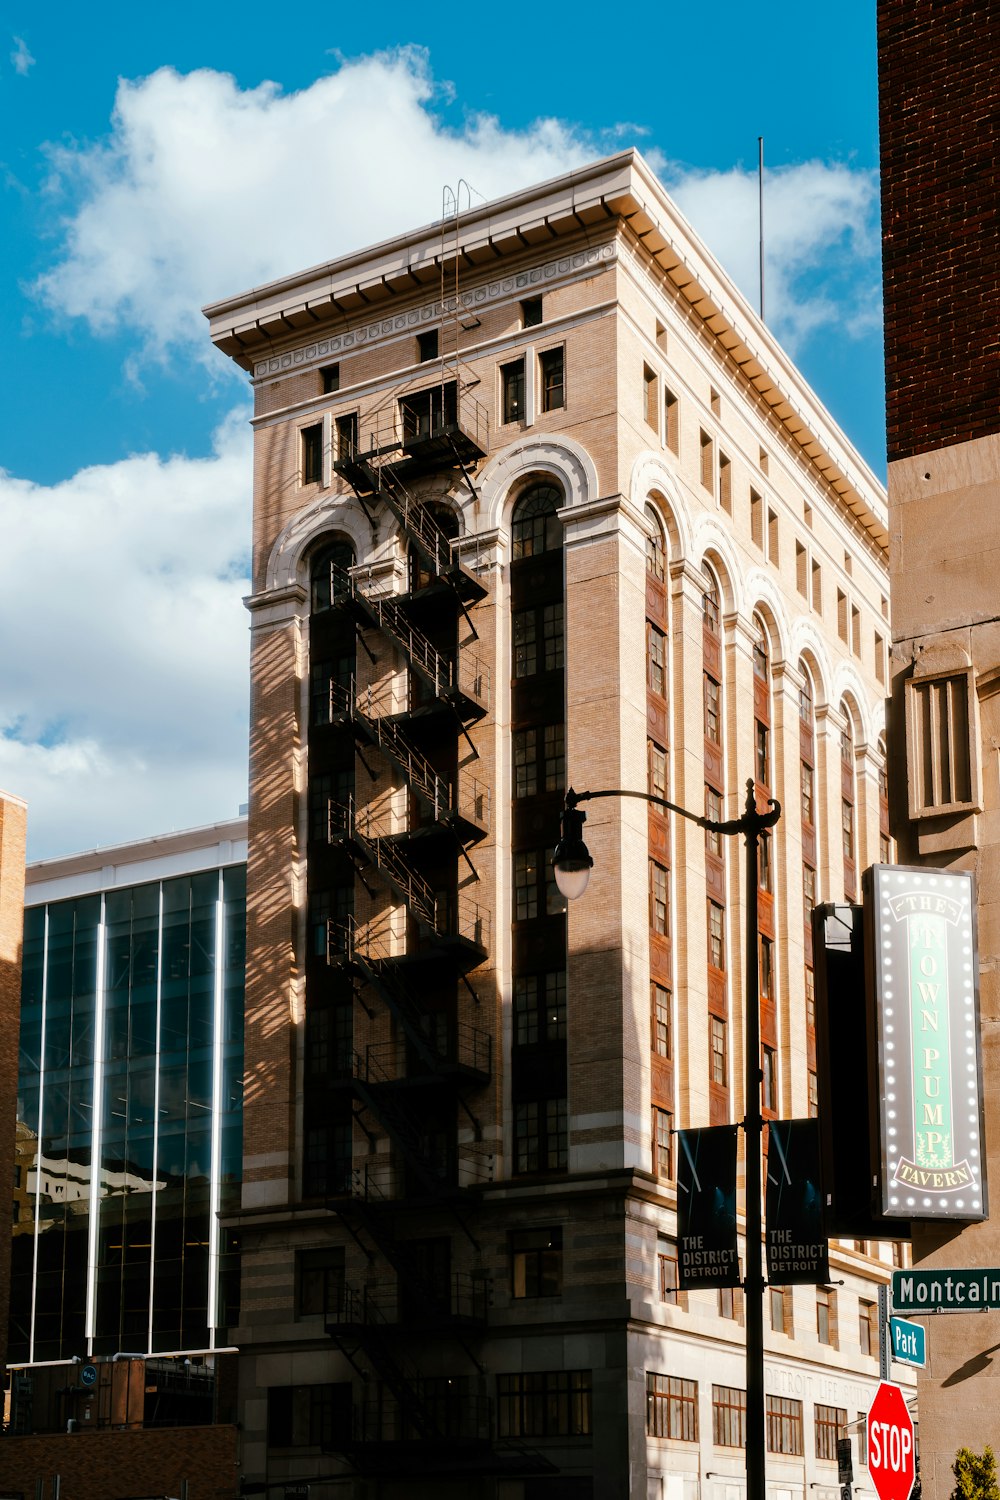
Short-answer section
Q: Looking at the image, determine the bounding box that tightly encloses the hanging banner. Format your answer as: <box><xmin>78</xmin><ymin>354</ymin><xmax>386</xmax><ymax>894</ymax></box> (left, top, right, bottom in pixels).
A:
<box><xmin>865</xmin><ymin>865</ymin><xmax>988</xmax><ymax>1221</ymax></box>
<box><xmin>766</xmin><ymin>1118</ymin><xmax>830</xmax><ymax>1284</ymax></box>
<box><xmin>676</xmin><ymin>1125</ymin><xmax>740</xmax><ymax>1289</ymax></box>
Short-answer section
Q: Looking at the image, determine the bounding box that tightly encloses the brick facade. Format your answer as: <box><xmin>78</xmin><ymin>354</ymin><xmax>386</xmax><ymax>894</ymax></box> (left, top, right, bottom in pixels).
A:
<box><xmin>878</xmin><ymin>0</ymin><xmax>1000</xmax><ymax>463</ymax></box>
<box><xmin>0</xmin><ymin>1423</ymin><xmax>238</xmax><ymax>1499</ymax></box>
<box><xmin>207</xmin><ymin>151</ymin><xmax>899</xmax><ymax>1497</ymax></box>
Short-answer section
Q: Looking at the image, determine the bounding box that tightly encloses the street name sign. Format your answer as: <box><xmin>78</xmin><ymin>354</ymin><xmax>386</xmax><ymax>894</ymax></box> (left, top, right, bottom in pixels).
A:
<box><xmin>867</xmin><ymin>1382</ymin><xmax>915</xmax><ymax>1500</ymax></box>
<box><xmin>890</xmin><ymin>1316</ymin><xmax>926</xmax><ymax>1367</ymax></box>
<box><xmin>892</xmin><ymin>1267</ymin><xmax>1000</xmax><ymax>1313</ymax></box>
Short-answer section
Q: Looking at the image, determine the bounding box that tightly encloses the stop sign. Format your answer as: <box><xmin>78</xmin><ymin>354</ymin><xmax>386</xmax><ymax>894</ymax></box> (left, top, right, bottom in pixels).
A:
<box><xmin>867</xmin><ymin>1381</ymin><xmax>915</xmax><ymax>1500</ymax></box>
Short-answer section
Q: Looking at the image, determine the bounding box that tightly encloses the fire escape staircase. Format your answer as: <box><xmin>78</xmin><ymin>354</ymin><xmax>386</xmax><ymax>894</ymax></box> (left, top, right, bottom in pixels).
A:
<box><xmin>332</xmin><ymin>389</ymin><xmax>489</xmax><ymax>612</ymax></box>
<box><xmin>337</xmin><ymin>572</ymin><xmax>489</xmax><ymax>728</ymax></box>
<box><xmin>339</xmin><ymin>682</ymin><xmax>489</xmax><ymax>857</ymax></box>
<box><xmin>325</xmin><ymin>1284</ymin><xmax>554</xmax><ymax>1478</ymax></box>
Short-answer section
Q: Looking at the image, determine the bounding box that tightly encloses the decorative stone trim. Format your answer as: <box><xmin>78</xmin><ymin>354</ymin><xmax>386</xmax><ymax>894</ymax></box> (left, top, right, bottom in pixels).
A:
<box><xmin>252</xmin><ymin>243</ymin><xmax>618</xmax><ymax>380</ymax></box>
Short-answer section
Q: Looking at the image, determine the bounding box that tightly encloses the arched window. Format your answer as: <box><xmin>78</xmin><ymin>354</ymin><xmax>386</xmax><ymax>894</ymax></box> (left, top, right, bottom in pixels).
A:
<box><xmin>310</xmin><ymin>537</ymin><xmax>356</xmax><ymax>613</ymax></box>
<box><xmin>511</xmin><ymin>482</ymin><xmax>563</xmax><ymax>560</ymax></box>
<box><xmin>645</xmin><ymin>504</ymin><xmax>666</xmax><ymax>581</ymax></box>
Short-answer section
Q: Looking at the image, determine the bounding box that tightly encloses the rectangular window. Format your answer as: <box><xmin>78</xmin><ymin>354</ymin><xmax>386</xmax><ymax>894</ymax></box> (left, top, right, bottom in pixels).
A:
<box><xmin>710</xmin><ymin>1014</ymin><xmax>727</xmax><ymax>1086</ymax></box>
<box><xmin>539</xmin><ymin>347</ymin><xmax>565</xmax><ymax>411</ymax></box>
<box><xmin>759</xmin><ymin>829</ymin><xmax>773</xmax><ymax>893</ymax></box>
<box><xmin>644</xmin><ymin>364</ymin><xmax>659</xmax><ymax>430</ymax></box>
<box><xmin>648</xmin><ymin>740</ymin><xmax>668</xmax><ymax>801</ymax></box>
<box><xmin>712</xmin><ymin>1384</ymin><xmax>747</xmax><ymax>1448</ymax></box>
<box><xmin>766</xmin><ymin>1395</ymin><xmax>803</xmax><ymax>1455</ymax></box>
<box><xmin>652</xmin><ymin>1106</ymin><xmax>673</xmax><ymax>1179</ymax></box>
<box><xmin>522</xmin><ymin>296</ymin><xmax>543</xmax><ymax>328</ymax></box>
<box><xmin>817</xmin><ymin>1287</ymin><xmax>833</xmax><ymax>1344</ymax></box>
<box><xmin>514</xmin><ymin>1097</ymin><xmax>568</xmax><ymax>1174</ymax></box>
<box><xmin>801</xmin><ymin>761</ymin><xmax>814</xmax><ymax>826</ymax></box>
<box><xmin>838</xmin><ymin>588</ymin><xmax>849</xmax><ymax>643</ymax></box>
<box><xmin>803</xmin><ymin>864</ymin><xmax>816</xmax><ymax>930</ymax></box>
<box><xmin>805</xmin><ymin>966</ymin><xmax>816</xmax><ymax>1029</ymax></box>
<box><xmin>710</xmin><ymin>387</ymin><xmax>721</xmax><ymax>415</ymax></box>
<box><xmin>501</xmin><ymin>358</ymin><xmax>526</xmax><ymax>424</ymax></box>
<box><xmin>769</xmin><ymin>1286</ymin><xmax>786</xmax><ymax>1333</ymax></box>
<box><xmin>704</xmin><ymin>675</ymin><xmax>721</xmax><ymax>743</ymax></box>
<box><xmin>719</xmin><ymin>453</ymin><xmax>732</xmax><ymax>513</ymax></box>
<box><xmin>417</xmin><ymin>329</ymin><xmax>439</xmax><ymax>362</ymax></box>
<box><xmin>297</xmin><ymin>1247</ymin><xmax>345</xmax><ymax>1318</ymax></box>
<box><xmin>705</xmin><ymin>785</ymin><xmax>723</xmax><ymax>856</ymax></box>
<box><xmin>510</xmin><ymin>1227</ymin><xmax>562</xmax><ymax>1298</ymax></box>
<box><xmin>652</xmin><ymin>982</ymin><xmax>671</xmax><ymax>1058</ymax></box>
<box><xmin>875</xmin><ymin>630</ymin><xmax>886</xmax><ymax>685</ymax></box>
<box><xmin>808</xmin><ymin>1070</ymin><xmax>819</xmax><ymax>1117</ymax></box>
<box><xmin>751</xmin><ymin>489</ymin><xmax>764</xmax><ymax>548</ymax></box>
<box><xmin>658</xmin><ymin>1241</ymin><xmax>680</xmax><ymax>1304</ymax></box>
<box><xmin>815</xmin><ymin>1404</ymin><xmax>848</xmax><ymax>1461</ymax></box>
<box><xmin>755</xmin><ymin>720</ymin><xmax>770</xmax><ymax>785</ymax></box>
<box><xmin>513</xmin><ymin>850</ymin><xmax>562</xmax><ymax>923</ymax></box>
<box><xmin>768</xmin><ymin>508</ymin><xmax>780</xmax><ymax>563</ymax></box>
<box><xmin>647</xmin><ymin>1373</ymin><xmax>698</xmax><ymax>1441</ymax></box>
<box><xmin>718</xmin><ymin>1286</ymin><xmax>740</xmax><ymax>1319</ymax></box>
<box><xmin>759</xmin><ymin>936</ymin><xmax>774</xmax><ymax>1000</ymax></box>
<box><xmin>858</xmin><ymin>1410</ymin><xmax>868</xmax><ymax>1464</ymax></box>
<box><xmin>647</xmin><ymin>623</ymin><xmax>667</xmax><ymax>698</ymax></box>
<box><xmin>859</xmin><ymin>1299</ymin><xmax>877</xmax><ymax>1357</ymax></box>
<box><xmin>700</xmin><ymin>430</ymin><xmax>714</xmax><ymax>491</ymax></box>
<box><xmin>708</xmin><ymin>901</ymin><xmax>725</xmax><ymax>970</ymax></box>
<box><xmin>852</xmin><ymin>604</ymin><xmax>861</xmax><ymax>656</ymax></box>
<box><xmin>649</xmin><ymin>861</ymin><xmax>670</xmax><ymax>936</ymax></box>
<box><xmin>512</xmin><ymin>723</ymin><xmax>565</xmax><ymax>798</ymax></box>
<box><xmin>842</xmin><ymin>799</ymin><xmax>855</xmax><ymax>864</ymax></box>
<box><xmin>513</xmin><ymin>603</ymin><xmax>564</xmax><ymax>678</ymax></box>
<box><xmin>762</xmin><ymin>1045</ymin><xmax>777</xmax><ymax>1111</ymax></box>
<box><xmin>320</xmin><ymin>363</ymin><xmax>340</xmax><ymax>393</ymax></box>
<box><xmin>335</xmin><ymin>411</ymin><xmax>358</xmax><ymax>461</ymax></box>
<box><xmin>268</xmin><ymin>1383</ymin><xmax>351</xmax><ymax>1449</ymax></box>
<box><xmin>796</xmin><ymin>541</ymin><xmax>808</xmax><ymax>597</ymax></box>
<box><xmin>665</xmin><ymin>388</ymin><xmax>679</xmax><ymax>454</ymax></box>
<box><xmin>302</xmin><ymin>423</ymin><xmax>323</xmax><ymax>485</ymax></box>
<box><xmin>497</xmin><ymin>1370</ymin><xmax>591</xmax><ymax>1437</ymax></box>
<box><xmin>656</xmin><ymin>319</ymin><xmax>668</xmax><ymax>351</ymax></box>
<box><xmin>812</xmin><ymin>558</ymin><xmax>822</xmax><ymax>613</ymax></box>
<box><xmin>514</xmin><ymin>971</ymin><xmax>566</xmax><ymax>1046</ymax></box>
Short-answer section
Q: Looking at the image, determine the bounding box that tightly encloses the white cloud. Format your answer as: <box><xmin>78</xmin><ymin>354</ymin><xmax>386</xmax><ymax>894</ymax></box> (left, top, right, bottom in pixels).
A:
<box><xmin>668</xmin><ymin>159</ymin><xmax>880</xmax><ymax>354</ymax></box>
<box><xmin>10</xmin><ymin>35</ymin><xmax>34</xmax><ymax>76</ymax></box>
<box><xmin>0</xmin><ymin>411</ymin><xmax>252</xmax><ymax>858</ymax></box>
<box><xmin>33</xmin><ymin>50</ymin><xmax>879</xmax><ymax>366</ymax></box>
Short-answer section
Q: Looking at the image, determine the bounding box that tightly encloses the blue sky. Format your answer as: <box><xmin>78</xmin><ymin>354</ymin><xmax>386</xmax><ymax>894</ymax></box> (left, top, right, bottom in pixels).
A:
<box><xmin>0</xmin><ymin>2</ymin><xmax>883</xmax><ymax>857</ymax></box>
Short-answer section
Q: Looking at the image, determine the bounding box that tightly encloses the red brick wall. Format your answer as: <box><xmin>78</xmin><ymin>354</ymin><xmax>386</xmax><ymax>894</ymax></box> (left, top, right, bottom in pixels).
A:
<box><xmin>0</xmin><ymin>1424</ymin><xmax>238</xmax><ymax>1500</ymax></box>
<box><xmin>878</xmin><ymin>0</ymin><xmax>1000</xmax><ymax>462</ymax></box>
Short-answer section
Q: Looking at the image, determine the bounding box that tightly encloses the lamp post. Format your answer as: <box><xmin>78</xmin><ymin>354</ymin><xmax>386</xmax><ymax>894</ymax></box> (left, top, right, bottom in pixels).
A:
<box><xmin>552</xmin><ymin>777</ymin><xmax>780</xmax><ymax>1500</ymax></box>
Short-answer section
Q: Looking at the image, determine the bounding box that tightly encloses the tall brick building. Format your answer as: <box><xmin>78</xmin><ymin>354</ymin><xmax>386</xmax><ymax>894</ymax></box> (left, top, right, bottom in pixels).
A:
<box><xmin>206</xmin><ymin>151</ymin><xmax>904</xmax><ymax>1497</ymax></box>
<box><xmin>879</xmin><ymin>1</ymin><xmax>1000</xmax><ymax>1485</ymax></box>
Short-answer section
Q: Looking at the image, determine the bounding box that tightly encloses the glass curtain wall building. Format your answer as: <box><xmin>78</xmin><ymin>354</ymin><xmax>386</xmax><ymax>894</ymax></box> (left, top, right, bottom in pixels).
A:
<box><xmin>9</xmin><ymin>821</ymin><xmax>246</xmax><ymax>1367</ymax></box>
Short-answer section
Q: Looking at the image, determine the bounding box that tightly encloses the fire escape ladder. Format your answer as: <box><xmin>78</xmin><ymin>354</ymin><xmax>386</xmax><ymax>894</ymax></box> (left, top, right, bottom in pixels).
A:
<box><xmin>330</xmin><ymin>1291</ymin><xmax>447</xmax><ymax>1444</ymax></box>
<box><xmin>328</xmin><ymin>798</ymin><xmax>437</xmax><ymax>929</ymax></box>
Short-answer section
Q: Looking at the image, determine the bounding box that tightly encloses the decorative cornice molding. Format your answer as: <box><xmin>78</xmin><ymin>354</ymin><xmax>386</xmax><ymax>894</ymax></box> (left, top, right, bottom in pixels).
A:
<box><xmin>252</xmin><ymin>243</ymin><xmax>617</xmax><ymax>380</ymax></box>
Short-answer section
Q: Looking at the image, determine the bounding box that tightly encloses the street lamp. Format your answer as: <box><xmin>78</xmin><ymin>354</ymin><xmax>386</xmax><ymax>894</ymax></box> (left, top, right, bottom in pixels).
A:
<box><xmin>553</xmin><ymin>777</ymin><xmax>780</xmax><ymax>1500</ymax></box>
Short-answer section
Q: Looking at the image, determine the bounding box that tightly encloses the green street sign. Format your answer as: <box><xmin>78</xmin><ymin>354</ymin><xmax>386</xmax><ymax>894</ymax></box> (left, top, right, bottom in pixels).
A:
<box><xmin>892</xmin><ymin>1268</ymin><xmax>1000</xmax><ymax>1313</ymax></box>
<box><xmin>890</xmin><ymin>1316</ymin><xmax>926</xmax><ymax>1366</ymax></box>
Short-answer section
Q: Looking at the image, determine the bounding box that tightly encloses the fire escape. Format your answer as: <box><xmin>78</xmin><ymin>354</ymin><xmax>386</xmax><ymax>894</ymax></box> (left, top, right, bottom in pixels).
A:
<box><xmin>314</xmin><ymin>370</ymin><xmax>553</xmax><ymax>1478</ymax></box>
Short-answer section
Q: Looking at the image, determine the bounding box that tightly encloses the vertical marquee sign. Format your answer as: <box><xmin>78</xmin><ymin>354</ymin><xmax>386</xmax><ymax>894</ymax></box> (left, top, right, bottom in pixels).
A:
<box><xmin>865</xmin><ymin>865</ymin><xmax>987</xmax><ymax>1221</ymax></box>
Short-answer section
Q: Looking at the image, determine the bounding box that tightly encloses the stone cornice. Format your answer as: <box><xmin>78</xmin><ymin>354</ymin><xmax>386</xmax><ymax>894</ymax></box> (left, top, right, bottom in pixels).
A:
<box><xmin>247</xmin><ymin>242</ymin><xmax>617</xmax><ymax>383</ymax></box>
